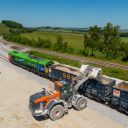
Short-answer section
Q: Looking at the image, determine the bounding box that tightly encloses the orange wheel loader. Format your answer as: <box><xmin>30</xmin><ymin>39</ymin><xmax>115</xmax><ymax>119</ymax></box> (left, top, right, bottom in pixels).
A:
<box><xmin>29</xmin><ymin>75</ymin><xmax>89</xmax><ymax>121</ymax></box>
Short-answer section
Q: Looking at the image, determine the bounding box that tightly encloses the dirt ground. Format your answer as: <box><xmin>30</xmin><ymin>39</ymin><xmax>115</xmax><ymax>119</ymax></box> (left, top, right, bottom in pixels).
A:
<box><xmin>0</xmin><ymin>59</ymin><xmax>127</xmax><ymax>128</ymax></box>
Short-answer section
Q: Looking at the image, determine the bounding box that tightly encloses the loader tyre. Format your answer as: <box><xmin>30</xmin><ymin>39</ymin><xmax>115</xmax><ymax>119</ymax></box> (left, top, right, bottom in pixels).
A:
<box><xmin>49</xmin><ymin>105</ymin><xmax>64</xmax><ymax>121</ymax></box>
<box><xmin>75</xmin><ymin>97</ymin><xmax>87</xmax><ymax>111</ymax></box>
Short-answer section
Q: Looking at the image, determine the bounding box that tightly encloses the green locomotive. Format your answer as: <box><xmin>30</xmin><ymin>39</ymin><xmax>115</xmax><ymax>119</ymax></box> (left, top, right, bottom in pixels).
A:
<box><xmin>8</xmin><ymin>50</ymin><xmax>53</xmax><ymax>76</ymax></box>
<box><xmin>8</xmin><ymin>50</ymin><xmax>79</xmax><ymax>81</ymax></box>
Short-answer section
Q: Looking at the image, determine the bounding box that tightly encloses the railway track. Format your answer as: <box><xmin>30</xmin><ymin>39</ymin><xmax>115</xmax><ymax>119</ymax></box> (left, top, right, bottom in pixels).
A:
<box><xmin>0</xmin><ymin>43</ymin><xmax>9</xmax><ymax>62</ymax></box>
<box><xmin>39</xmin><ymin>50</ymin><xmax>128</xmax><ymax>71</ymax></box>
<box><xmin>0</xmin><ymin>44</ymin><xmax>9</xmax><ymax>53</ymax></box>
<box><xmin>0</xmin><ymin>40</ymin><xmax>128</xmax><ymax>70</ymax></box>
<box><xmin>0</xmin><ymin>53</ymin><xmax>9</xmax><ymax>62</ymax></box>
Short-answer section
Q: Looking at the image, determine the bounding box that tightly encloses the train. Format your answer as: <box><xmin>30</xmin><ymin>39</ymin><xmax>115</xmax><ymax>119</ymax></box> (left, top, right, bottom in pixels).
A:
<box><xmin>8</xmin><ymin>50</ymin><xmax>128</xmax><ymax>114</ymax></box>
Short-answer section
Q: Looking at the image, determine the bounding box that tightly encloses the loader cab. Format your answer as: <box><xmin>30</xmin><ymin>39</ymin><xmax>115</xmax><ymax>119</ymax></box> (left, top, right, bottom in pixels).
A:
<box><xmin>54</xmin><ymin>81</ymin><xmax>70</xmax><ymax>100</ymax></box>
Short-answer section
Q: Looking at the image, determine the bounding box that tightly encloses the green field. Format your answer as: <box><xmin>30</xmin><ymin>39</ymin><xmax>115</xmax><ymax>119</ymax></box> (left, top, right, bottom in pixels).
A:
<box><xmin>122</xmin><ymin>37</ymin><xmax>128</xmax><ymax>43</ymax></box>
<box><xmin>0</xmin><ymin>23</ymin><xmax>9</xmax><ymax>35</ymax></box>
<box><xmin>21</xmin><ymin>31</ymin><xmax>84</xmax><ymax>49</ymax></box>
<box><xmin>21</xmin><ymin>31</ymin><xmax>128</xmax><ymax>49</ymax></box>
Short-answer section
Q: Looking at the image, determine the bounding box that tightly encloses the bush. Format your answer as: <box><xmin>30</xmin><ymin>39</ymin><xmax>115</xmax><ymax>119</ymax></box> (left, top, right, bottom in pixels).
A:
<box><xmin>120</xmin><ymin>32</ymin><xmax>128</xmax><ymax>37</ymax></box>
<box><xmin>122</xmin><ymin>56</ymin><xmax>128</xmax><ymax>61</ymax></box>
<box><xmin>78</xmin><ymin>49</ymin><xmax>89</xmax><ymax>56</ymax></box>
<box><xmin>38</xmin><ymin>37</ymin><xmax>52</xmax><ymax>48</ymax></box>
<box><xmin>9</xmin><ymin>29</ymin><xmax>21</xmax><ymax>35</ymax></box>
<box><xmin>66</xmin><ymin>47</ymin><xmax>74</xmax><ymax>54</ymax></box>
<box><xmin>3</xmin><ymin>33</ymin><xmax>32</xmax><ymax>45</ymax></box>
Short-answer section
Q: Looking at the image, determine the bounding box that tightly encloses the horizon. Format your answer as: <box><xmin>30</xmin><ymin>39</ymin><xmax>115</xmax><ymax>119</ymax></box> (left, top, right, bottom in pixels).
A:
<box><xmin>1</xmin><ymin>20</ymin><xmax>128</xmax><ymax>30</ymax></box>
<box><xmin>0</xmin><ymin>0</ymin><xmax>128</xmax><ymax>29</ymax></box>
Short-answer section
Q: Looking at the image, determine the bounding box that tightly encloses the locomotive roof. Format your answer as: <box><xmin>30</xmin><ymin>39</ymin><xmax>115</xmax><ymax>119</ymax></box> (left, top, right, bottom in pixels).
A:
<box><xmin>8</xmin><ymin>50</ymin><xmax>52</xmax><ymax>66</ymax></box>
<box><xmin>113</xmin><ymin>82</ymin><xmax>128</xmax><ymax>91</ymax></box>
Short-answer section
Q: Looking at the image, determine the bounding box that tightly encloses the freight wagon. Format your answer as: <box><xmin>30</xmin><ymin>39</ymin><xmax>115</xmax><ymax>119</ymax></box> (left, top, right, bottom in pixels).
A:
<box><xmin>50</xmin><ymin>64</ymin><xmax>117</xmax><ymax>103</ymax></box>
<box><xmin>80</xmin><ymin>78</ymin><xmax>128</xmax><ymax>114</ymax></box>
<box><xmin>50</xmin><ymin>64</ymin><xmax>82</xmax><ymax>82</ymax></box>
<box><xmin>111</xmin><ymin>82</ymin><xmax>128</xmax><ymax>113</ymax></box>
<box><xmin>80</xmin><ymin>76</ymin><xmax>116</xmax><ymax>102</ymax></box>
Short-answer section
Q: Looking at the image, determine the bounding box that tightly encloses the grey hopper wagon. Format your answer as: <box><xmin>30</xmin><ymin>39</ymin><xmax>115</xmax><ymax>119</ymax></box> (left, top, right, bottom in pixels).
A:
<box><xmin>50</xmin><ymin>64</ymin><xmax>83</xmax><ymax>82</ymax></box>
<box><xmin>81</xmin><ymin>76</ymin><xmax>116</xmax><ymax>102</ymax></box>
<box><xmin>78</xmin><ymin>65</ymin><xmax>116</xmax><ymax>102</ymax></box>
<box><xmin>111</xmin><ymin>82</ymin><xmax>128</xmax><ymax>113</ymax></box>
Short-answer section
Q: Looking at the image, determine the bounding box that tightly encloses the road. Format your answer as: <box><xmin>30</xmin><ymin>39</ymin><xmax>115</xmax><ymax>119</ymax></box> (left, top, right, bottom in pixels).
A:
<box><xmin>0</xmin><ymin>37</ymin><xmax>128</xmax><ymax>71</ymax></box>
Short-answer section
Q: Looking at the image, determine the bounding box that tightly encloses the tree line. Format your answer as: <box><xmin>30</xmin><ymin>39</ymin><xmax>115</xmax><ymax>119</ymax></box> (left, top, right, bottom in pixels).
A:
<box><xmin>3</xmin><ymin>33</ymin><xmax>52</xmax><ymax>48</ymax></box>
<box><xmin>2</xmin><ymin>20</ymin><xmax>23</xmax><ymax>29</ymax></box>
<box><xmin>2</xmin><ymin>20</ymin><xmax>37</xmax><ymax>33</ymax></box>
<box><xmin>83</xmin><ymin>23</ymin><xmax>128</xmax><ymax>61</ymax></box>
<box><xmin>3</xmin><ymin>33</ymin><xmax>74</xmax><ymax>53</ymax></box>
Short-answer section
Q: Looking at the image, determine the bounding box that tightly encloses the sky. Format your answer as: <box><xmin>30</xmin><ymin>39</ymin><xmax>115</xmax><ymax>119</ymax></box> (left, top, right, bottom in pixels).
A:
<box><xmin>0</xmin><ymin>0</ymin><xmax>128</xmax><ymax>28</ymax></box>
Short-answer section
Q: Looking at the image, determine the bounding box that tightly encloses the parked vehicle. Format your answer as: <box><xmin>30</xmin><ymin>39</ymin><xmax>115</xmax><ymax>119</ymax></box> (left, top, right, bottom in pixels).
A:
<box><xmin>29</xmin><ymin>73</ymin><xmax>89</xmax><ymax>120</ymax></box>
